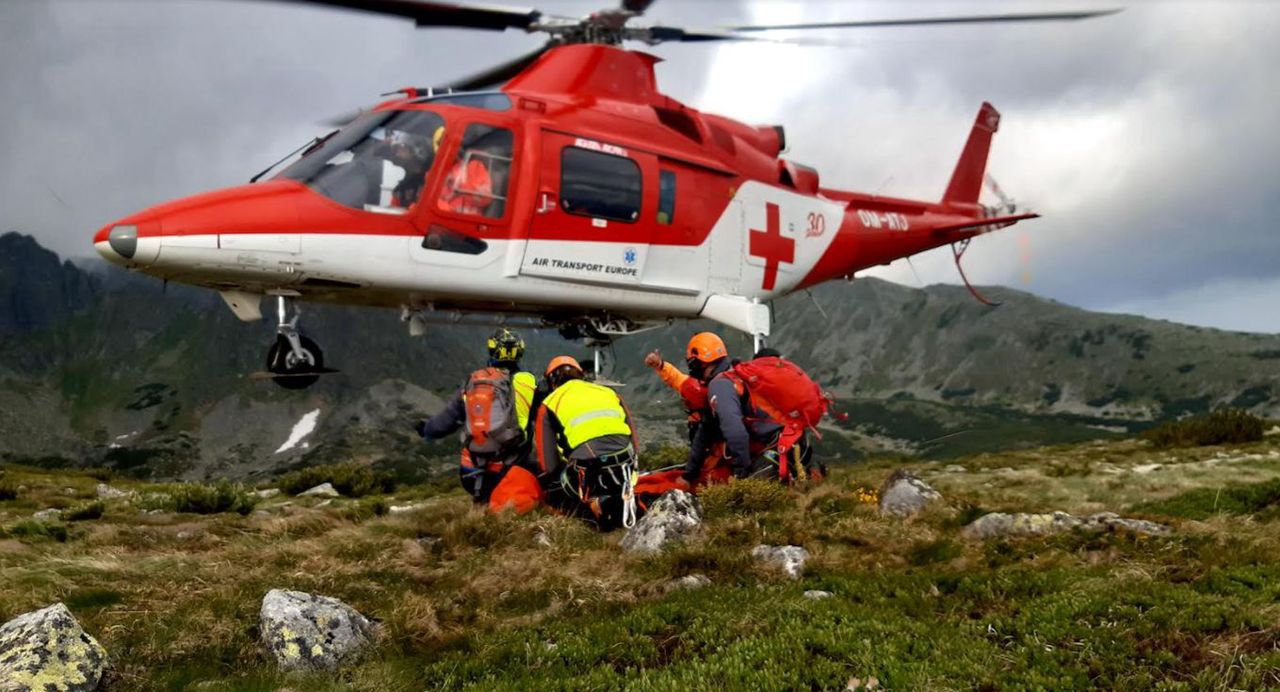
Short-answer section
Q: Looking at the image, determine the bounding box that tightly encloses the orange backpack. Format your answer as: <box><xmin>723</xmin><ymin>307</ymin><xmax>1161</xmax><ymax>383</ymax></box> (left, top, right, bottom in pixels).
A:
<box><xmin>462</xmin><ymin>367</ymin><xmax>523</xmax><ymax>459</ymax></box>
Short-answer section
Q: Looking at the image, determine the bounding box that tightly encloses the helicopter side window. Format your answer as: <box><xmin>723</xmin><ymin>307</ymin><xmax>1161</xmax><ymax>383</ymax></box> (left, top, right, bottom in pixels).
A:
<box><xmin>277</xmin><ymin>110</ymin><xmax>445</xmax><ymax>214</ymax></box>
<box><xmin>560</xmin><ymin>147</ymin><xmax>641</xmax><ymax>223</ymax></box>
<box><xmin>657</xmin><ymin>170</ymin><xmax>676</xmax><ymax>225</ymax></box>
<box><xmin>437</xmin><ymin>124</ymin><xmax>513</xmax><ymax>219</ymax></box>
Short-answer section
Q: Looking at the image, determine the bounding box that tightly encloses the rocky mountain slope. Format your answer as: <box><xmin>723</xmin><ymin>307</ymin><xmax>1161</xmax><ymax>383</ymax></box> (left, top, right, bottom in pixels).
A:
<box><xmin>1</xmin><ymin>231</ymin><xmax>1277</xmax><ymax>479</ymax></box>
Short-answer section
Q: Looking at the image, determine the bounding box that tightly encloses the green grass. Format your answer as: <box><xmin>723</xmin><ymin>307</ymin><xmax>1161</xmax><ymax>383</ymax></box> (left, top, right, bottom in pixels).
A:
<box><xmin>1132</xmin><ymin>478</ymin><xmax>1280</xmax><ymax>520</ymax></box>
<box><xmin>2</xmin><ymin>434</ymin><xmax>1280</xmax><ymax>689</ymax></box>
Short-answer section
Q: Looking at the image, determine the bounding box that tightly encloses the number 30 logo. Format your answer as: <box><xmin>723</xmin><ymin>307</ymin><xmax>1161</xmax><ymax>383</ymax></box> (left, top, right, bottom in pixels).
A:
<box><xmin>805</xmin><ymin>212</ymin><xmax>826</xmax><ymax>238</ymax></box>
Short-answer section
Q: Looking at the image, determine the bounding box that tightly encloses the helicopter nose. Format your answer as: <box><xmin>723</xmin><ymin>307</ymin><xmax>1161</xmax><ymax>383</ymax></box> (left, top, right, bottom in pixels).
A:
<box><xmin>94</xmin><ymin>222</ymin><xmax>160</xmax><ymax>266</ymax></box>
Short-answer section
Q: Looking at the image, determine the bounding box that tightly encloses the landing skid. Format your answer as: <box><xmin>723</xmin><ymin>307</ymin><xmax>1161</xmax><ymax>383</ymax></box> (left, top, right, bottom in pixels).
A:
<box><xmin>248</xmin><ymin>367</ymin><xmax>340</xmax><ymax>382</ymax></box>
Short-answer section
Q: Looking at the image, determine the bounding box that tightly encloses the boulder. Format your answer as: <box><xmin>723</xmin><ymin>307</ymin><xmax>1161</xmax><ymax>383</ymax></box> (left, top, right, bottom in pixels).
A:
<box><xmin>95</xmin><ymin>484</ymin><xmax>131</xmax><ymax>500</ymax></box>
<box><xmin>253</xmin><ymin>488</ymin><xmax>281</xmax><ymax>500</ymax></box>
<box><xmin>752</xmin><ymin>545</ymin><xmax>810</xmax><ymax>579</ymax></box>
<box><xmin>804</xmin><ymin>590</ymin><xmax>833</xmax><ymax>600</ymax></box>
<box><xmin>963</xmin><ymin>511</ymin><xmax>1171</xmax><ymax>539</ymax></box>
<box><xmin>298</xmin><ymin>483</ymin><xmax>339</xmax><ymax>498</ymax></box>
<box><xmin>0</xmin><ymin>603</ymin><xmax>108</xmax><ymax>691</ymax></box>
<box><xmin>31</xmin><ymin>509</ymin><xmax>60</xmax><ymax>522</ymax></box>
<box><xmin>664</xmin><ymin>574</ymin><xmax>712</xmax><ymax>592</ymax></box>
<box><xmin>619</xmin><ymin>490</ymin><xmax>702</xmax><ymax>554</ymax></box>
<box><xmin>260</xmin><ymin>589</ymin><xmax>377</xmax><ymax>672</ymax></box>
<box><xmin>878</xmin><ymin>469</ymin><xmax>942</xmax><ymax>518</ymax></box>
<box><xmin>387</xmin><ymin>502</ymin><xmax>427</xmax><ymax>515</ymax></box>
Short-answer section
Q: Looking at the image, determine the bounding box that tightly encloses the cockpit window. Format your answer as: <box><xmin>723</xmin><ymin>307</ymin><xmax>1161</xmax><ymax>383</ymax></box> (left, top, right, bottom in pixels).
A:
<box><xmin>278</xmin><ymin>110</ymin><xmax>446</xmax><ymax>213</ymax></box>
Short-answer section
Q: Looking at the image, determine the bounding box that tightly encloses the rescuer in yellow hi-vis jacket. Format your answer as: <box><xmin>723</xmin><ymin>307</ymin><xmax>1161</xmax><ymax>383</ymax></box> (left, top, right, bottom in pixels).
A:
<box><xmin>534</xmin><ymin>355</ymin><xmax>640</xmax><ymax>530</ymax></box>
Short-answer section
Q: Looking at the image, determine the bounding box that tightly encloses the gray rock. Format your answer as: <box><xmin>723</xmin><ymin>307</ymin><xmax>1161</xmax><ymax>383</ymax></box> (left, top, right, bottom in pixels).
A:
<box><xmin>31</xmin><ymin>508</ymin><xmax>61</xmax><ymax>522</ymax></box>
<box><xmin>0</xmin><ymin>603</ymin><xmax>108</xmax><ymax>691</ymax></box>
<box><xmin>260</xmin><ymin>589</ymin><xmax>377</xmax><ymax>672</ymax></box>
<box><xmin>62</xmin><ymin>488</ymin><xmax>76</xmax><ymax>496</ymax></box>
<box><xmin>253</xmin><ymin>488</ymin><xmax>281</xmax><ymax>500</ymax></box>
<box><xmin>804</xmin><ymin>590</ymin><xmax>833</xmax><ymax>600</ymax></box>
<box><xmin>664</xmin><ymin>574</ymin><xmax>712</xmax><ymax>592</ymax></box>
<box><xmin>534</xmin><ymin>530</ymin><xmax>554</xmax><ymax>548</ymax></box>
<box><xmin>95</xmin><ymin>483</ymin><xmax>131</xmax><ymax>500</ymax></box>
<box><xmin>387</xmin><ymin>502</ymin><xmax>427</xmax><ymax>515</ymax></box>
<box><xmin>619</xmin><ymin>490</ymin><xmax>702</xmax><ymax>554</ymax></box>
<box><xmin>878</xmin><ymin>469</ymin><xmax>942</xmax><ymax>518</ymax></box>
<box><xmin>298</xmin><ymin>483</ymin><xmax>339</xmax><ymax>498</ymax></box>
<box><xmin>963</xmin><ymin>511</ymin><xmax>1171</xmax><ymax>539</ymax></box>
<box><xmin>314</xmin><ymin>499</ymin><xmax>333</xmax><ymax>509</ymax></box>
<box><xmin>752</xmin><ymin>544</ymin><xmax>811</xmax><ymax>579</ymax></box>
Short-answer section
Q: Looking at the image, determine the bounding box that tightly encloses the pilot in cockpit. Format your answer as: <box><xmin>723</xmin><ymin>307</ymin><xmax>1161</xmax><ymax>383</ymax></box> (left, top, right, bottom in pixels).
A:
<box><xmin>383</xmin><ymin>126</ymin><xmax>438</xmax><ymax>207</ymax></box>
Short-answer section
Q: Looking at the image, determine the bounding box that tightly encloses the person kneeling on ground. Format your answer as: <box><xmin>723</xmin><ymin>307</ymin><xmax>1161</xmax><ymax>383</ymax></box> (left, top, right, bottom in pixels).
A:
<box><xmin>534</xmin><ymin>356</ymin><xmax>640</xmax><ymax>530</ymax></box>
<box><xmin>683</xmin><ymin>332</ymin><xmax>823</xmax><ymax>485</ymax></box>
<box><xmin>414</xmin><ymin>328</ymin><xmax>542</xmax><ymax>513</ymax></box>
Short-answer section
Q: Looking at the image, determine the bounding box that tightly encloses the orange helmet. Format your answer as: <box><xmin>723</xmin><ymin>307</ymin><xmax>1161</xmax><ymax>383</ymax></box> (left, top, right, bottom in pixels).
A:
<box><xmin>686</xmin><ymin>332</ymin><xmax>728</xmax><ymax>363</ymax></box>
<box><xmin>545</xmin><ymin>355</ymin><xmax>583</xmax><ymax>378</ymax></box>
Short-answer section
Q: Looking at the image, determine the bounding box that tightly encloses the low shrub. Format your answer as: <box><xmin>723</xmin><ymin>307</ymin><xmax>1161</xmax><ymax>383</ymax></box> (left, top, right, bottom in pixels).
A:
<box><xmin>642</xmin><ymin>444</ymin><xmax>688</xmax><ymax>471</ymax></box>
<box><xmin>278</xmin><ymin>463</ymin><xmax>397</xmax><ymax>498</ymax></box>
<box><xmin>1142</xmin><ymin>409</ymin><xmax>1265</xmax><ymax>448</ymax></box>
<box><xmin>64</xmin><ymin>501</ymin><xmax>105</xmax><ymax>522</ymax></box>
<box><xmin>0</xmin><ymin>480</ymin><xmax>17</xmax><ymax>501</ymax></box>
<box><xmin>2</xmin><ymin>520</ymin><xmax>69</xmax><ymax>542</ymax></box>
<box><xmin>700</xmin><ymin>478</ymin><xmax>790</xmax><ymax>518</ymax></box>
<box><xmin>1132</xmin><ymin>478</ymin><xmax>1280</xmax><ymax>520</ymax></box>
<box><xmin>168</xmin><ymin>482</ymin><xmax>256</xmax><ymax>515</ymax></box>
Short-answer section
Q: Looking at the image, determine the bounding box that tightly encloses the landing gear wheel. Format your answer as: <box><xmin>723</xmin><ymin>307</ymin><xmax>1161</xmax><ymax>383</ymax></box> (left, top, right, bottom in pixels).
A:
<box><xmin>266</xmin><ymin>334</ymin><xmax>324</xmax><ymax>390</ymax></box>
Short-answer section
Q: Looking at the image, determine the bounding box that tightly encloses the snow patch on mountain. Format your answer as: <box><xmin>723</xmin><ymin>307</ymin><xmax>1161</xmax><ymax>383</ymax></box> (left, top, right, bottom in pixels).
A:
<box><xmin>276</xmin><ymin>409</ymin><xmax>320</xmax><ymax>454</ymax></box>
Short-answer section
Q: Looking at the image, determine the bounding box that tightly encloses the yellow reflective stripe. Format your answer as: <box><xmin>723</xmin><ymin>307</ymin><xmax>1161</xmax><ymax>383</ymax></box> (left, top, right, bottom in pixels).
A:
<box><xmin>546</xmin><ymin>380</ymin><xmax>631</xmax><ymax>450</ymax></box>
<box><xmin>568</xmin><ymin>409</ymin><xmax>623</xmax><ymax>428</ymax></box>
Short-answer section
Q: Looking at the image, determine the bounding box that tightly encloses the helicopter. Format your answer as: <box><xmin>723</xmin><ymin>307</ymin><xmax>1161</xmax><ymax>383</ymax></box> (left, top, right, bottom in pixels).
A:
<box><xmin>92</xmin><ymin>0</ymin><xmax>1115</xmax><ymax>388</ymax></box>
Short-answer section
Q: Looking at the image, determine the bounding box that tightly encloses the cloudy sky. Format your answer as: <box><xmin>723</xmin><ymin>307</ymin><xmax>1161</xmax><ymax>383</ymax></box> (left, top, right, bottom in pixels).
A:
<box><xmin>2</xmin><ymin>0</ymin><xmax>1277</xmax><ymax>332</ymax></box>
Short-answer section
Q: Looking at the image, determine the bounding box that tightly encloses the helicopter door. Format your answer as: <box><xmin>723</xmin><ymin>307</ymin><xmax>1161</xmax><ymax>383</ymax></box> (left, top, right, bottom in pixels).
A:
<box><xmin>522</xmin><ymin>131</ymin><xmax>652</xmax><ymax>287</ymax></box>
<box><xmin>409</xmin><ymin>121</ymin><xmax>515</xmax><ymax>268</ymax></box>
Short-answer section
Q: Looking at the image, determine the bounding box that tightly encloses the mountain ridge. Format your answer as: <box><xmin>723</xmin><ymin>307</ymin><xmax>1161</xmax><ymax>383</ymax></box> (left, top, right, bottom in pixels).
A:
<box><xmin>2</xmin><ymin>231</ymin><xmax>1277</xmax><ymax>479</ymax></box>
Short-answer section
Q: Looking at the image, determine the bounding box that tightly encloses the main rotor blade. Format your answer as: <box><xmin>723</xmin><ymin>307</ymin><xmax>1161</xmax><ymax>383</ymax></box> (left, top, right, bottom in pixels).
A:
<box><xmin>725</xmin><ymin>9</ymin><xmax>1120</xmax><ymax>33</ymax></box>
<box><xmin>281</xmin><ymin>0</ymin><xmax>547</xmax><ymax>31</ymax></box>
<box><xmin>641</xmin><ymin>26</ymin><xmax>838</xmax><ymax>46</ymax></box>
<box><xmin>440</xmin><ymin>41</ymin><xmax>553</xmax><ymax>90</ymax></box>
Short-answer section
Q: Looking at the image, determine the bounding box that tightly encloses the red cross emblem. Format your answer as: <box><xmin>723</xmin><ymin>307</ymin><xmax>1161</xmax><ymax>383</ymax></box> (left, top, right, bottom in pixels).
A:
<box><xmin>749</xmin><ymin>202</ymin><xmax>794</xmax><ymax>291</ymax></box>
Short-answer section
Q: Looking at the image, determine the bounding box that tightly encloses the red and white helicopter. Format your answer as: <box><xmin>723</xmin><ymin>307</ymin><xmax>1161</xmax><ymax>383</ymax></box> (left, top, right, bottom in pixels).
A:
<box><xmin>93</xmin><ymin>0</ymin><xmax>1114</xmax><ymax>388</ymax></box>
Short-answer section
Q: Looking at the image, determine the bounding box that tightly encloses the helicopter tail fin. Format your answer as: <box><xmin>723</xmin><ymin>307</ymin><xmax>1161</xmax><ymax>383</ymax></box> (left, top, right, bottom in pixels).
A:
<box><xmin>942</xmin><ymin>102</ymin><xmax>1000</xmax><ymax>208</ymax></box>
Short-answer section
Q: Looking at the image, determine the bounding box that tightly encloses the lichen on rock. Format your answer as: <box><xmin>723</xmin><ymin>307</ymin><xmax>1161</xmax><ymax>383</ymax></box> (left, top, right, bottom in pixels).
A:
<box><xmin>619</xmin><ymin>490</ymin><xmax>702</xmax><ymax>554</ymax></box>
<box><xmin>259</xmin><ymin>589</ymin><xmax>377</xmax><ymax>672</ymax></box>
<box><xmin>878</xmin><ymin>469</ymin><xmax>942</xmax><ymax>518</ymax></box>
<box><xmin>962</xmin><ymin>511</ymin><xmax>1171</xmax><ymax>539</ymax></box>
<box><xmin>0</xmin><ymin>602</ymin><xmax>108</xmax><ymax>692</ymax></box>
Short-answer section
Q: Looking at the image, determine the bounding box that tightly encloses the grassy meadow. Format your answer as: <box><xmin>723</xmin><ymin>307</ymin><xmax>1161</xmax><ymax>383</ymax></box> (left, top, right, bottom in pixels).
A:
<box><xmin>2</xmin><ymin>429</ymin><xmax>1280</xmax><ymax>690</ymax></box>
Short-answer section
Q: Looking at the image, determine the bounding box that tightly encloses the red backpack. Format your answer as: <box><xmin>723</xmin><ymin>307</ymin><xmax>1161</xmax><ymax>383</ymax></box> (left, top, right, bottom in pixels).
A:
<box><xmin>724</xmin><ymin>356</ymin><xmax>831</xmax><ymax>439</ymax></box>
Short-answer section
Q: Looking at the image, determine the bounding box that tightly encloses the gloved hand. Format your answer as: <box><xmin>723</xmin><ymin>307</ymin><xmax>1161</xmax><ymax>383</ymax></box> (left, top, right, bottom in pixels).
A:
<box><xmin>412</xmin><ymin>419</ymin><xmax>428</xmax><ymax>439</ymax></box>
<box><xmin>644</xmin><ymin>350</ymin><xmax>663</xmax><ymax>370</ymax></box>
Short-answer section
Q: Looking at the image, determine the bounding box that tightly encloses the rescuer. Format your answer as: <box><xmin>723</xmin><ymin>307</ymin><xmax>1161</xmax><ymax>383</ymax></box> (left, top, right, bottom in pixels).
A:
<box><xmin>683</xmin><ymin>332</ymin><xmax>822</xmax><ymax>485</ymax></box>
<box><xmin>415</xmin><ymin>328</ymin><xmax>542</xmax><ymax>513</ymax></box>
<box><xmin>534</xmin><ymin>356</ymin><xmax>640</xmax><ymax>530</ymax></box>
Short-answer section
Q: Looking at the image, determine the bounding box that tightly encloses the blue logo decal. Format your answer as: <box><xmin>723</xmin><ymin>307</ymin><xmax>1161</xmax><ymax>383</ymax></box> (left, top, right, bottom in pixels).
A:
<box><xmin>623</xmin><ymin>247</ymin><xmax>638</xmax><ymax>265</ymax></box>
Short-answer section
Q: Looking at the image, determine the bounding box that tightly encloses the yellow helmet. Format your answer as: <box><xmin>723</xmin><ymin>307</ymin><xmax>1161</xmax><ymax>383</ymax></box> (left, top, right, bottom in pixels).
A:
<box><xmin>487</xmin><ymin>328</ymin><xmax>524</xmax><ymax>364</ymax></box>
<box><xmin>432</xmin><ymin>126</ymin><xmax>445</xmax><ymax>153</ymax></box>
